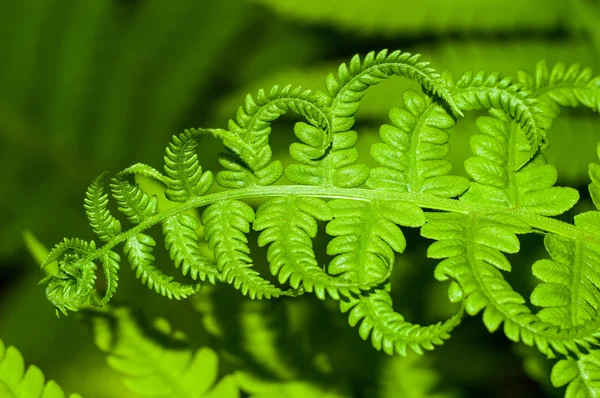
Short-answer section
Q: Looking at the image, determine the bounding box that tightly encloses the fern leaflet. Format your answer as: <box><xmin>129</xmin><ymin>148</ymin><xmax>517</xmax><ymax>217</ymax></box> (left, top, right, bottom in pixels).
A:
<box><xmin>0</xmin><ymin>338</ymin><xmax>82</xmax><ymax>398</ymax></box>
<box><xmin>88</xmin><ymin>307</ymin><xmax>238</xmax><ymax>398</ymax></box>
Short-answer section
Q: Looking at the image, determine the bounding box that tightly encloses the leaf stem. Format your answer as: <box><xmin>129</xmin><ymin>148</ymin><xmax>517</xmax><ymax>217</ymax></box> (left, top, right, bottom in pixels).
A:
<box><xmin>83</xmin><ymin>186</ymin><xmax>592</xmax><ymax>263</ymax></box>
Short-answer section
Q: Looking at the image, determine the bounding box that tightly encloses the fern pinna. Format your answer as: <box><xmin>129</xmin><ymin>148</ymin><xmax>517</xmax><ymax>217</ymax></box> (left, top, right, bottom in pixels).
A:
<box><xmin>40</xmin><ymin>50</ymin><xmax>600</xmax><ymax>396</ymax></box>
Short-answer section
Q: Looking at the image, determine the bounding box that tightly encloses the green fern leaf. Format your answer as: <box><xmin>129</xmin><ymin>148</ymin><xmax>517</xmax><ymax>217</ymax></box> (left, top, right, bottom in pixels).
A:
<box><xmin>162</xmin><ymin>213</ymin><xmax>219</xmax><ymax>283</ymax></box>
<box><xmin>110</xmin><ymin>173</ymin><xmax>158</xmax><ymax>225</ymax></box>
<box><xmin>341</xmin><ymin>287</ymin><xmax>463</xmax><ymax>355</ymax></box>
<box><xmin>327</xmin><ymin>199</ymin><xmax>424</xmax><ymax>286</ymax></box>
<box><xmin>325</xmin><ymin>50</ymin><xmax>462</xmax><ymax>134</ymax></box>
<box><xmin>0</xmin><ymin>338</ymin><xmax>82</xmax><ymax>398</ymax></box>
<box><xmin>89</xmin><ymin>307</ymin><xmax>238</xmax><ymax>398</ymax></box>
<box><xmin>83</xmin><ymin>172</ymin><xmax>121</xmax><ymax>242</ymax></box>
<box><xmin>286</xmin><ymin>122</ymin><xmax>370</xmax><ymax>187</ymax></box>
<box><xmin>452</xmin><ymin>70</ymin><xmax>552</xmax><ymax>161</ymax></box>
<box><xmin>531</xmin><ymin>234</ymin><xmax>600</xmax><ymax>328</ymax></box>
<box><xmin>367</xmin><ymin>90</ymin><xmax>469</xmax><ymax>197</ymax></box>
<box><xmin>217</xmin><ymin>85</ymin><xmax>328</xmax><ymax>189</ymax></box>
<box><xmin>202</xmin><ymin>200</ymin><xmax>282</xmax><ymax>299</ymax></box>
<box><xmin>124</xmin><ymin>233</ymin><xmax>199</xmax><ymax>299</ymax></box>
<box><xmin>424</xmin><ymin>212</ymin><xmax>600</xmax><ymax>356</ymax></box>
<box><xmin>518</xmin><ymin>60</ymin><xmax>600</xmax><ymax>113</ymax></box>
<box><xmin>552</xmin><ymin>351</ymin><xmax>600</xmax><ymax>398</ymax></box>
<box><xmin>164</xmin><ymin>128</ymin><xmax>213</xmax><ymax>202</ymax></box>
<box><xmin>41</xmin><ymin>238</ymin><xmax>96</xmax><ymax>269</ymax></box>
<box><xmin>37</xmin><ymin>238</ymin><xmax>98</xmax><ymax>314</ymax></box>
<box><xmin>35</xmin><ymin>47</ymin><xmax>600</xmax><ymax>387</ymax></box>
<box><xmin>215</xmin><ymin>41</ymin><xmax>598</xmax><ymax>128</ymax></box>
<box><xmin>42</xmin><ymin>255</ymin><xmax>97</xmax><ymax>316</ymax></box>
<box><xmin>98</xmin><ymin>250</ymin><xmax>120</xmax><ymax>306</ymax></box>
<box><xmin>461</xmin><ymin>110</ymin><xmax>579</xmax><ymax>215</ymax></box>
<box><xmin>122</xmin><ymin>163</ymin><xmax>167</xmax><ymax>184</ymax></box>
<box><xmin>254</xmin><ymin>196</ymin><xmax>368</xmax><ymax>300</ymax></box>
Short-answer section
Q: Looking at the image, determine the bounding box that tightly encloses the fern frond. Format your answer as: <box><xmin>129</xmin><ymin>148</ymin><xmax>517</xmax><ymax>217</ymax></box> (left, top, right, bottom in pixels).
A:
<box><xmin>218</xmin><ymin>85</ymin><xmax>329</xmax><ymax>189</ymax></box>
<box><xmin>286</xmin><ymin>121</ymin><xmax>370</xmax><ymax>187</ymax></box>
<box><xmin>424</xmin><ymin>212</ymin><xmax>600</xmax><ymax>357</ymax></box>
<box><xmin>552</xmin><ymin>351</ymin><xmax>600</xmax><ymax>398</ymax></box>
<box><xmin>202</xmin><ymin>200</ymin><xmax>282</xmax><ymax>299</ymax></box>
<box><xmin>255</xmin><ymin>196</ymin><xmax>365</xmax><ymax>300</ymax></box>
<box><xmin>42</xmin><ymin>238</ymin><xmax>96</xmax><ymax>269</ymax></box>
<box><xmin>164</xmin><ymin>128</ymin><xmax>213</xmax><ymax>202</ymax></box>
<box><xmin>122</xmin><ymin>163</ymin><xmax>167</xmax><ymax>183</ymax></box>
<box><xmin>367</xmin><ymin>90</ymin><xmax>469</xmax><ymax>197</ymax></box>
<box><xmin>42</xmin><ymin>253</ymin><xmax>98</xmax><ymax>316</ymax></box>
<box><xmin>124</xmin><ymin>233</ymin><xmax>199</xmax><ymax>299</ymax></box>
<box><xmin>37</xmin><ymin>49</ymin><xmax>600</xmax><ymax>386</ymax></box>
<box><xmin>84</xmin><ymin>172</ymin><xmax>121</xmax><ymax>242</ymax></box>
<box><xmin>110</xmin><ymin>173</ymin><xmax>158</xmax><ymax>225</ymax></box>
<box><xmin>89</xmin><ymin>307</ymin><xmax>238</xmax><ymax>398</ymax></box>
<box><xmin>461</xmin><ymin>110</ymin><xmax>579</xmax><ymax>213</ymax></box>
<box><xmin>528</xmin><ymin>151</ymin><xmax>600</xmax><ymax>339</ymax></box>
<box><xmin>325</xmin><ymin>49</ymin><xmax>462</xmax><ymax>134</ymax></box>
<box><xmin>531</xmin><ymin>234</ymin><xmax>600</xmax><ymax>328</ymax></box>
<box><xmin>215</xmin><ymin>40</ymin><xmax>597</xmax><ymax>127</ymax></box>
<box><xmin>340</xmin><ymin>288</ymin><xmax>463</xmax><ymax>356</ymax></box>
<box><xmin>98</xmin><ymin>250</ymin><xmax>120</xmax><ymax>306</ymax></box>
<box><xmin>452</xmin><ymin>70</ymin><xmax>552</xmax><ymax>161</ymax></box>
<box><xmin>162</xmin><ymin>213</ymin><xmax>219</xmax><ymax>283</ymax></box>
<box><xmin>518</xmin><ymin>60</ymin><xmax>600</xmax><ymax>113</ymax></box>
<box><xmin>0</xmin><ymin>338</ymin><xmax>82</xmax><ymax>398</ymax></box>
<box><xmin>326</xmin><ymin>199</ymin><xmax>424</xmax><ymax>285</ymax></box>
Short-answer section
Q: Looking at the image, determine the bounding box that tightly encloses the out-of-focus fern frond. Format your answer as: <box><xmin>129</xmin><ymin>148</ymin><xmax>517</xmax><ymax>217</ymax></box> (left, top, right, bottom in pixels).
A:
<box><xmin>88</xmin><ymin>307</ymin><xmax>239</xmax><ymax>398</ymax></box>
<box><xmin>249</xmin><ymin>0</ymin><xmax>568</xmax><ymax>36</ymax></box>
<box><xmin>0</xmin><ymin>0</ymin><xmax>248</xmax><ymax>258</ymax></box>
<box><xmin>0</xmin><ymin>338</ymin><xmax>82</xmax><ymax>398</ymax></box>
<box><xmin>375</xmin><ymin>354</ymin><xmax>457</xmax><ymax>398</ymax></box>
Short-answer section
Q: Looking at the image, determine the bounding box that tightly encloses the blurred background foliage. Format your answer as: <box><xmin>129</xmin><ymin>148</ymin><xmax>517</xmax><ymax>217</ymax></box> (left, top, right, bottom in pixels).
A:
<box><xmin>0</xmin><ymin>0</ymin><xmax>598</xmax><ymax>397</ymax></box>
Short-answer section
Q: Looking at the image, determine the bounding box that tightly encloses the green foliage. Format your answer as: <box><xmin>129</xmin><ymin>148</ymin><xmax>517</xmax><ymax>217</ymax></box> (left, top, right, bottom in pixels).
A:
<box><xmin>164</xmin><ymin>129</ymin><xmax>214</xmax><ymax>202</ymax></box>
<box><xmin>123</xmin><ymin>233</ymin><xmax>199</xmax><ymax>300</ymax></box>
<box><xmin>88</xmin><ymin>307</ymin><xmax>238</xmax><ymax>398</ymax></box>
<box><xmin>250</xmin><ymin>0</ymin><xmax>570</xmax><ymax>36</ymax></box>
<box><xmin>84</xmin><ymin>173</ymin><xmax>122</xmax><ymax>243</ymax></box>
<box><xmin>519</xmin><ymin>60</ymin><xmax>600</xmax><ymax>114</ymax></box>
<box><xmin>34</xmin><ymin>46</ymin><xmax>600</xmax><ymax>398</ymax></box>
<box><xmin>0</xmin><ymin>0</ymin><xmax>250</xmax><ymax>258</ymax></box>
<box><xmin>367</xmin><ymin>90</ymin><xmax>468</xmax><ymax>196</ymax></box>
<box><xmin>254</xmin><ymin>196</ymin><xmax>359</xmax><ymax>299</ymax></box>
<box><xmin>375</xmin><ymin>354</ymin><xmax>456</xmax><ymax>398</ymax></box>
<box><xmin>551</xmin><ymin>351</ymin><xmax>600</xmax><ymax>398</ymax></box>
<box><xmin>0</xmin><ymin>338</ymin><xmax>81</xmax><ymax>398</ymax></box>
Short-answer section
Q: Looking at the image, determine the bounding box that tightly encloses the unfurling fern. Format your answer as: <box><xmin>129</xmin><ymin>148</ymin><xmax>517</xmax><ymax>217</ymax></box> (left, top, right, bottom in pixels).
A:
<box><xmin>39</xmin><ymin>49</ymin><xmax>600</xmax><ymax>396</ymax></box>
